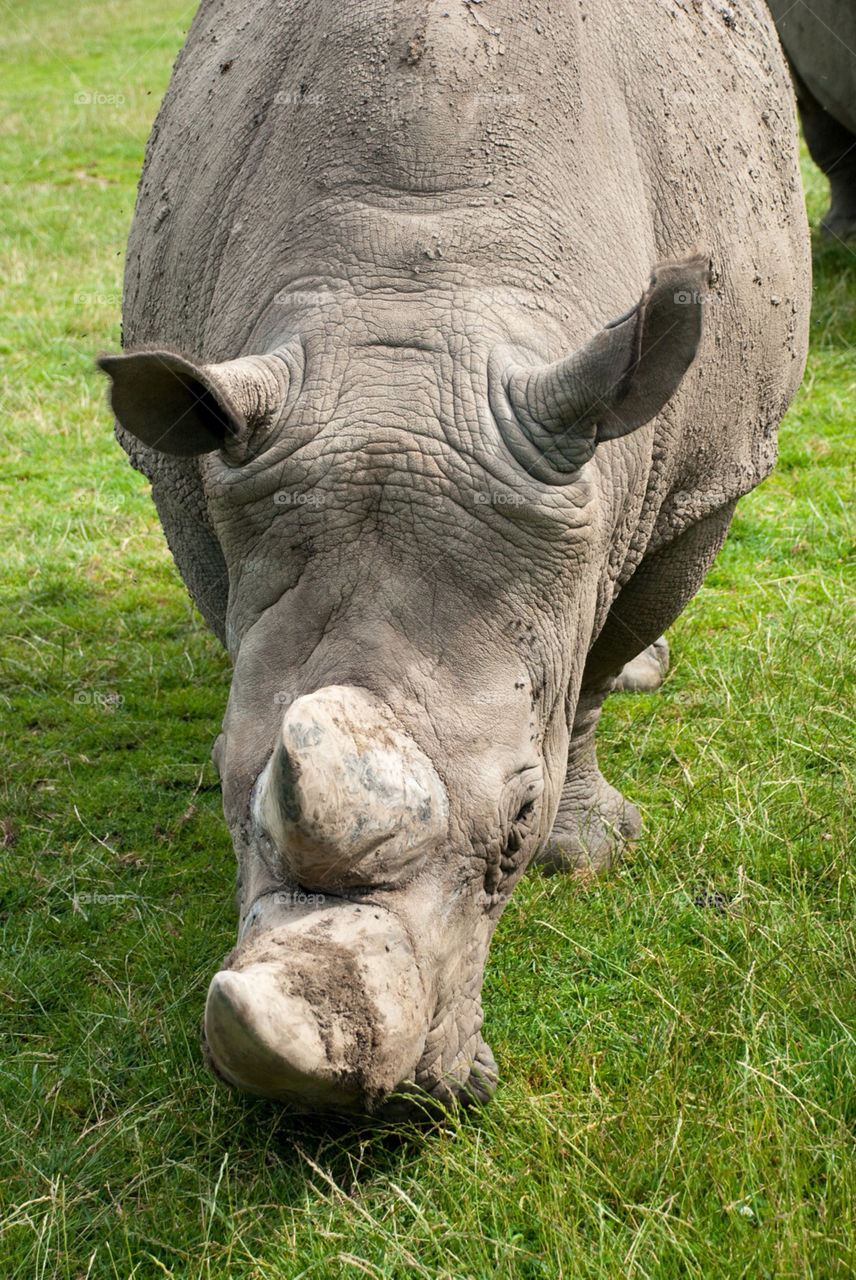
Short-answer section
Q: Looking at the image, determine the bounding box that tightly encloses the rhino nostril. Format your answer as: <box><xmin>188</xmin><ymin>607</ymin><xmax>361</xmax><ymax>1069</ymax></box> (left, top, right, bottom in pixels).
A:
<box><xmin>515</xmin><ymin>801</ymin><xmax>535</xmax><ymax>825</ymax></box>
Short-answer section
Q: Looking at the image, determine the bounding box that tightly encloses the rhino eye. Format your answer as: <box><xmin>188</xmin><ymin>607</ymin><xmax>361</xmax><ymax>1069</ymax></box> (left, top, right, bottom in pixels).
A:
<box><xmin>504</xmin><ymin>801</ymin><xmax>538</xmax><ymax>854</ymax></box>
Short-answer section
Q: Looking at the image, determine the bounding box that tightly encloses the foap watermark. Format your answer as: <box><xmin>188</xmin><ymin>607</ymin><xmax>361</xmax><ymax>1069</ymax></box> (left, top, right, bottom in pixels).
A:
<box><xmin>73</xmin><ymin>690</ymin><xmax>124</xmax><ymax>710</ymax></box>
<box><xmin>473</xmin><ymin>489</ymin><xmax>528</xmax><ymax>508</ymax></box>
<box><xmin>673</xmin><ymin>290</ymin><xmax>723</xmax><ymax>306</ymax></box>
<box><xmin>273</xmin><ymin>88</ymin><xmax>326</xmax><ymax>108</ymax></box>
<box><xmin>470</xmin><ymin>889</ymin><xmax>515</xmax><ymax>907</ymax></box>
<box><xmin>479</xmin><ymin>287</ymin><xmax>537</xmax><ymax>311</ymax></box>
<box><xmin>272</xmin><ymin>889</ymin><xmax>327</xmax><ymax>907</ymax></box>
<box><xmin>472</xmin><ymin>690</ymin><xmax>519</xmax><ymax>707</ymax></box>
<box><xmin>74</xmin><ymin>90</ymin><xmax>126</xmax><ymax>107</ymax></box>
<box><xmin>74</xmin><ymin>291</ymin><xmax>122</xmax><ymax>306</ymax></box>
<box><xmin>74</xmin><ymin>891</ymin><xmax>139</xmax><ymax>908</ymax></box>
<box><xmin>271</xmin><ymin>288</ymin><xmax>334</xmax><ymax>309</ymax></box>
<box><xmin>273</xmin><ymin>689</ymin><xmax>300</xmax><ymax>707</ymax></box>
<box><xmin>273</xmin><ymin>489</ymin><xmax>325</xmax><ymax>507</ymax></box>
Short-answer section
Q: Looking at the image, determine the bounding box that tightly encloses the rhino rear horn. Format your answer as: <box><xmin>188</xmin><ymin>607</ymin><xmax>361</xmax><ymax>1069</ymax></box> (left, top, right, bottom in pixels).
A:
<box><xmin>492</xmin><ymin>254</ymin><xmax>711</xmax><ymax>481</ymax></box>
<box><xmin>96</xmin><ymin>349</ymin><xmax>290</xmax><ymax>457</ymax></box>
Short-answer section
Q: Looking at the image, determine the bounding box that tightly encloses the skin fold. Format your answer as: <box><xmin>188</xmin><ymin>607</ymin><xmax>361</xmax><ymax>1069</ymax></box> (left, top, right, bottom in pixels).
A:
<box><xmin>99</xmin><ymin>0</ymin><xmax>810</xmax><ymax>1115</ymax></box>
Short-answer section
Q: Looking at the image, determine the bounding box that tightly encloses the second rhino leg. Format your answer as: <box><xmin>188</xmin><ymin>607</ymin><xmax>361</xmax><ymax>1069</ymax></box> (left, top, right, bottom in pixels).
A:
<box><xmin>536</xmin><ymin>681</ymin><xmax>640</xmax><ymax>873</ymax></box>
<box><xmin>796</xmin><ymin>86</ymin><xmax>856</xmax><ymax>241</ymax></box>
<box><xmin>538</xmin><ymin>500</ymin><xmax>739</xmax><ymax>876</ymax></box>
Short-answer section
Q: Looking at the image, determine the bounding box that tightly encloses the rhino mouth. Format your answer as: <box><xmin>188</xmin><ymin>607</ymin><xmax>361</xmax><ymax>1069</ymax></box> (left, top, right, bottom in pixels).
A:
<box><xmin>201</xmin><ymin>891</ymin><xmax>498</xmax><ymax>1116</ymax></box>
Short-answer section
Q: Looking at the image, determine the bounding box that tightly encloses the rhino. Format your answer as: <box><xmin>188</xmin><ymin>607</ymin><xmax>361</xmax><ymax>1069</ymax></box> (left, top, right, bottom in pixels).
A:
<box><xmin>98</xmin><ymin>0</ymin><xmax>810</xmax><ymax>1115</ymax></box>
<box><xmin>766</xmin><ymin>0</ymin><xmax>856</xmax><ymax>239</ymax></box>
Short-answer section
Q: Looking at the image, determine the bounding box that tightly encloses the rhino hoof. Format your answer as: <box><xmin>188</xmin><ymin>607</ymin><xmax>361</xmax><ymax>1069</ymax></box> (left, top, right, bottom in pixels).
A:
<box><xmin>537</xmin><ymin>794</ymin><xmax>642</xmax><ymax>875</ymax></box>
<box><xmin>613</xmin><ymin>636</ymin><xmax>670</xmax><ymax>693</ymax></box>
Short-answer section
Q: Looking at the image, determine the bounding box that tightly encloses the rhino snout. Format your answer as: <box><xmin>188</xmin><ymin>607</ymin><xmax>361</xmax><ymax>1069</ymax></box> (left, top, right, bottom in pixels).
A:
<box><xmin>203</xmin><ymin>898</ymin><xmax>432</xmax><ymax>1112</ymax></box>
<box><xmin>252</xmin><ymin>684</ymin><xmax>449</xmax><ymax>891</ymax></box>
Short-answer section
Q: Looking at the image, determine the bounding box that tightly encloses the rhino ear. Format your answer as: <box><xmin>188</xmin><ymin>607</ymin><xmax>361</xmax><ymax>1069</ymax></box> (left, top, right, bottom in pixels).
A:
<box><xmin>96</xmin><ymin>349</ymin><xmax>288</xmax><ymax>458</ymax></box>
<box><xmin>493</xmin><ymin>254</ymin><xmax>711</xmax><ymax>482</ymax></box>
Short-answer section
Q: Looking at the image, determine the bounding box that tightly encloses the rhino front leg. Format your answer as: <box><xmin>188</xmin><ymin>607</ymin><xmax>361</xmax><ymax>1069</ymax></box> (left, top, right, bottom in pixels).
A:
<box><xmin>537</xmin><ymin>501</ymin><xmax>738</xmax><ymax>876</ymax></box>
<box><xmin>536</xmin><ymin>683</ymin><xmax>641</xmax><ymax>874</ymax></box>
<box><xmin>540</xmin><ymin>632</ymin><xmax>670</xmax><ymax>872</ymax></box>
<box><xmin>540</xmin><ymin>633</ymin><xmax>671</xmax><ymax>871</ymax></box>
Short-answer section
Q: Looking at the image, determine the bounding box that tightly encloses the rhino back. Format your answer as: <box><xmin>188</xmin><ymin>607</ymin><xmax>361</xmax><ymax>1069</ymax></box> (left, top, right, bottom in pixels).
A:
<box><xmin>121</xmin><ymin>0</ymin><xmax>809</xmax><ymax>631</ymax></box>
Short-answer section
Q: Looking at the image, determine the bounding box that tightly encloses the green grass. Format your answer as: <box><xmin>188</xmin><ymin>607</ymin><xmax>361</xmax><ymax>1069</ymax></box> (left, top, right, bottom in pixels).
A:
<box><xmin>1</xmin><ymin>4</ymin><xmax>855</xmax><ymax>1277</ymax></box>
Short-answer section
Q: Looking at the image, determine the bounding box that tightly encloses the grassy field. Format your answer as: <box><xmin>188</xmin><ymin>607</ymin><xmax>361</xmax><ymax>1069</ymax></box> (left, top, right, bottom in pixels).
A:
<box><xmin>1</xmin><ymin>3</ymin><xmax>854</xmax><ymax>1277</ymax></box>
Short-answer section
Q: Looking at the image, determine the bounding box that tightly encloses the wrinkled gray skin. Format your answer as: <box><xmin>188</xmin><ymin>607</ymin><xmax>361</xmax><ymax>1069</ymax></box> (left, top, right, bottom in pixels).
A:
<box><xmin>767</xmin><ymin>0</ymin><xmax>856</xmax><ymax>239</ymax></box>
<box><xmin>99</xmin><ymin>0</ymin><xmax>810</xmax><ymax>1116</ymax></box>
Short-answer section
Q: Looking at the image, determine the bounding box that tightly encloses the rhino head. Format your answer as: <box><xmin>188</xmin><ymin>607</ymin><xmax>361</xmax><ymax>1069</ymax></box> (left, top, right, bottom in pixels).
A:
<box><xmin>99</xmin><ymin>256</ymin><xmax>707</xmax><ymax>1114</ymax></box>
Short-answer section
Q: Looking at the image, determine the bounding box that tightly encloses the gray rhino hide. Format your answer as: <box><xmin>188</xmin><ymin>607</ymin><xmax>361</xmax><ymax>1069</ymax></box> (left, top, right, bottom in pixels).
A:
<box><xmin>118</xmin><ymin>0</ymin><xmax>809</xmax><ymax>647</ymax></box>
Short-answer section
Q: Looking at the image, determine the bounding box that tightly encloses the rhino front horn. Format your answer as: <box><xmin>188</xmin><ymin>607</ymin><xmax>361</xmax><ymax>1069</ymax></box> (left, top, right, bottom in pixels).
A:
<box><xmin>253</xmin><ymin>685</ymin><xmax>449</xmax><ymax>891</ymax></box>
<box><xmin>203</xmin><ymin>897</ymin><xmax>432</xmax><ymax>1112</ymax></box>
